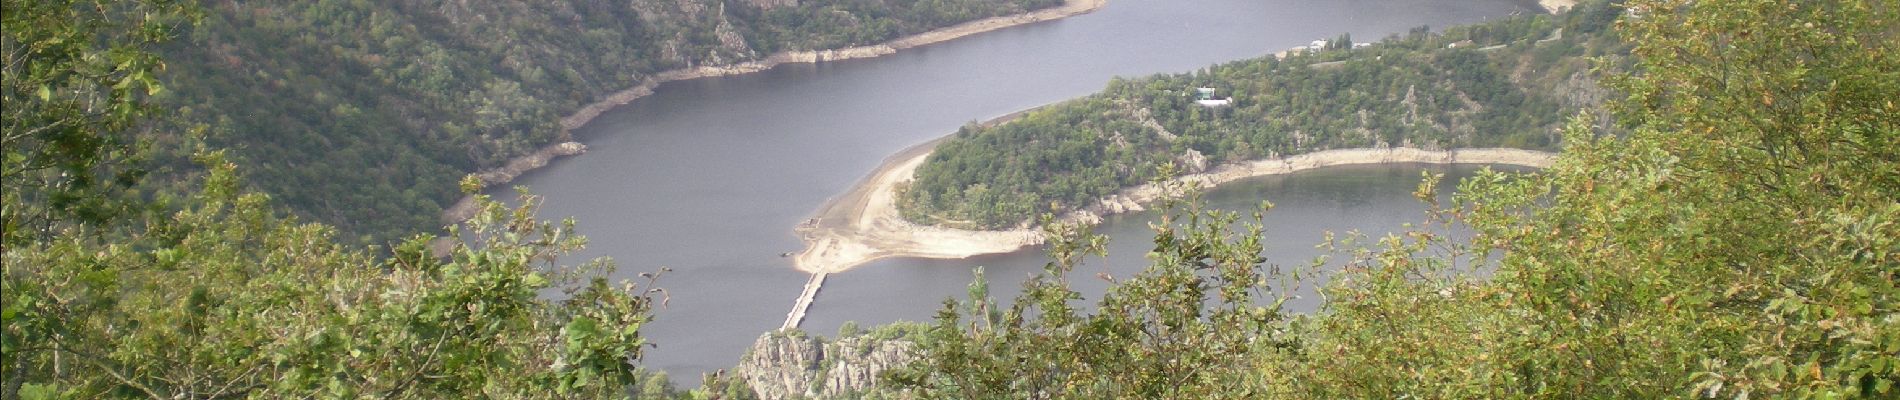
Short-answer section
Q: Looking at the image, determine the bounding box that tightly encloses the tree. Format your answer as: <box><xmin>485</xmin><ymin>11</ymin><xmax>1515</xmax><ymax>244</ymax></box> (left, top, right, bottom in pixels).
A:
<box><xmin>887</xmin><ymin>192</ymin><xmax>1299</xmax><ymax>398</ymax></box>
<box><xmin>887</xmin><ymin>0</ymin><xmax>1897</xmax><ymax>397</ymax></box>
<box><xmin>838</xmin><ymin>320</ymin><xmax>862</xmax><ymax>337</ymax></box>
<box><xmin>1471</xmin><ymin>0</ymin><xmax>1898</xmax><ymax>395</ymax></box>
<box><xmin>1</xmin><ymin>0</ymin><xmax>199</xmax><ymax>246</ymax></box>
<box><xmin>3</xmin><ymin>2</ymin><xmax>665</xmax><ymax>397</ymax></box>
<box><xmin>3</xmin><ymin>163</ymin><xmax>666</xmax><ymax>398</ymax></box>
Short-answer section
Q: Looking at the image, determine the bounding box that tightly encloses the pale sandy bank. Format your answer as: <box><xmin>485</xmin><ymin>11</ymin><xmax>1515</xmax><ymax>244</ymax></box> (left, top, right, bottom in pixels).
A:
<box><xmin>791</xmin><ymin>139</ymin><xmax>1045</xmax><ymax>274</ymax></box>
<box><xmin>442</xmin><ymin>0</ymin><xmax>1108</xmax><ymax>224</ymax></box>
<box><xmin>1538</xmin><ymin>0</ymin><xmax>1580</xmax><ymax>14</ymax></box>
<box><xmin>791</xmin><ymin>146</ymin><xmax>1556</xmax><ymax>274</ymax></box>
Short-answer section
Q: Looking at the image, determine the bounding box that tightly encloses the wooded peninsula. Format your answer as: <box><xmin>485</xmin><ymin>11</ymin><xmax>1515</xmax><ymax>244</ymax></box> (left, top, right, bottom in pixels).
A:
<box><xmin>900</xmin><ymin>2</ymin><xmax>1622</xmax><ymax>229</ymax></box>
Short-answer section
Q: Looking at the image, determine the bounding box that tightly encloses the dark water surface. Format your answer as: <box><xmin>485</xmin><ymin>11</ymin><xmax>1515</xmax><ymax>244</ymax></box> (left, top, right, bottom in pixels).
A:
<box><xmin>500</xmin><ymin>0</ymin><xmax>1538</xmax><ymax>383</ymax></box>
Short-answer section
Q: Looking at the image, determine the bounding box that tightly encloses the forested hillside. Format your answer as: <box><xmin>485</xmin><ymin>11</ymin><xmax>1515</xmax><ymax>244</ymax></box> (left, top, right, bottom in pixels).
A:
<box><xmin>152</xmin><ymin>0</ymin><xmax>1059</xmax><ymax>241</ymax></box>
<box><xmin>6</xmin><ymin>1</ymin><xmax>676</xmax><ymax>397</ymax></box>
<box><xmin>901</xmin><ymin>1</ymin><xmax>1624</xmax><ymax>229</ymax></box>
<box><xmin>9</xmin><ymin>0</ymin><xmax>1892</xmax><ymax>398</ymax></box>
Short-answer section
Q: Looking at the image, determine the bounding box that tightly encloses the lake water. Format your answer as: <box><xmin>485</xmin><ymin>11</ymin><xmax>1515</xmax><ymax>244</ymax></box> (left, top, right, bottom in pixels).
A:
<box><xmin>500</xmin><ymin>0</ymin><xmax>1540</xmax><ymax>384</ymax></box>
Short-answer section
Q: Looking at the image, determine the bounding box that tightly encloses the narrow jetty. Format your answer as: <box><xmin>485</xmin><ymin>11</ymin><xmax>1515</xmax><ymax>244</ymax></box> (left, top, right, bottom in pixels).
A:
<box><xmin>781</xmin><ymin>272</ymin><xmax>828</xmax><ymax>331</ymax></box>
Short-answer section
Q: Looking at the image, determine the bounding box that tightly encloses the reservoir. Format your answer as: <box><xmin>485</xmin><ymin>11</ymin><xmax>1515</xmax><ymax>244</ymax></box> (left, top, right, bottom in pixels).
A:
<box><xmin>500</xmin><ymin>0</ymin><xmax>1540</xmax><ymax>383</ymax></box>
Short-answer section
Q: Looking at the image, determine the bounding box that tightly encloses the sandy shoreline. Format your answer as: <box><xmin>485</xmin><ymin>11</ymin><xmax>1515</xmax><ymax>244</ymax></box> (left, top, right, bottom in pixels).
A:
<box><xmin>441</xmin><ymin>0</ymin><xmax>1108</xmax><ymax>224</ymax></box>
<box><xmin>791</xmin><ymin>145</ymin><xmax>1555</xmax><ymax>274</ymax></box>
<box><xmin>1537</xmin><ymin>0</ymin><xmax>1580</xmax><ymax>14</ymax></box>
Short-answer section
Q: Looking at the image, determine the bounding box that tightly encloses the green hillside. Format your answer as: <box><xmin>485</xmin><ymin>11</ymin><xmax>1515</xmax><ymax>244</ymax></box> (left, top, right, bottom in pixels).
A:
<box><xmin>153</xmin><ymin>0</ymin><xmax>1060</xmax><ymax>241</ymax></box>
<box><xmin>901</xmin><ymin>1</ymin><xmax>1624</xmax><ymax>229</ymax></box>
<box><xmin>6</xmin><ymin>0</ymin><xmax>1891</xmax><ymax>398</ymax></box>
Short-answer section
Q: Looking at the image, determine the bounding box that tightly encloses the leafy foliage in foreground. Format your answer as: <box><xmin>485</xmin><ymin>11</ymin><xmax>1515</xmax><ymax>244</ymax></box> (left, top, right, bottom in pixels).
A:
<box><xmin>0</xmin><ymin>0</ymin><xmax>199</xmax><ymax>246</ymax></box>
<box><xmin>4</xmin><ymin>3</ymin><xmax>665</xmax><ymax>397</ymax></box>
<box><xmin>2</xmin><ymin>164</ymin><xmax>664</xmax><ymax>398</ymax></box>
<box><xmin>889</xmin><ymin>0</ymin><xmax>1897</xmax><ymax>397</ymax></box>
<box><xmin>901</xmin><ymin>1</ymin><xmax>1627</xmax><ymax>229</ymax></box>
<box><xmin>887</xmin><ymin>198</ymin><xmax>1293</xmax><ymax>398</ymax></box>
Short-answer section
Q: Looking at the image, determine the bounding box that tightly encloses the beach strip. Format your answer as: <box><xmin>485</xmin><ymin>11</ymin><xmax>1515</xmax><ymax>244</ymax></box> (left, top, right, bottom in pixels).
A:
<box><xmin>791</xmin><ymin>145</ymin><xmax>1556</xmax><ymax>274</ymax></box>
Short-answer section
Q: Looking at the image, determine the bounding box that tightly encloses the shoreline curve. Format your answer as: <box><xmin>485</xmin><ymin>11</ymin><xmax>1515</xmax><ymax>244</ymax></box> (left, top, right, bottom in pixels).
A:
<box><xmin>791</xmin><ymin>141</ymin><xmax>1556</xmax><ymax>274</ymax></box>
<box><xmin>441</xmin><ymin>0</ymin><xmax>1108</xmax><ymax>224</ymax></box>
<box><xmin>787</xmin><ymin>0</ymin><xmax>1587</xmax><ymax>273</ymax></box>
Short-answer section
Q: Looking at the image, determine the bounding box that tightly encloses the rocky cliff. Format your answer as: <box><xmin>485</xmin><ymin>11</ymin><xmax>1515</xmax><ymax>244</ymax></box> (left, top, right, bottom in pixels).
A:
<box><xmin>732</xmin><ymin>325</ymin><xmax>924</xmax><ymax>399</ymax></box>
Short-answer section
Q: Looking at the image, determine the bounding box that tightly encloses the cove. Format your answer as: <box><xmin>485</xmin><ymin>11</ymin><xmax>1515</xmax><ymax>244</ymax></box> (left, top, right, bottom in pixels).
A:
<box><xmin>497</xmin><ymin>0</ymin><xmax>1540</xmax><ymax>383</ymax></box>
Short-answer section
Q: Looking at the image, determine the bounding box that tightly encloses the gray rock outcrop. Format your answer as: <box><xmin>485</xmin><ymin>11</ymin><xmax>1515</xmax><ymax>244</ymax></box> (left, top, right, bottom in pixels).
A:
<box><xmin>733</xmin><ymin>330</ymin><xmax>917</xmax><ymax>399</ymax></box>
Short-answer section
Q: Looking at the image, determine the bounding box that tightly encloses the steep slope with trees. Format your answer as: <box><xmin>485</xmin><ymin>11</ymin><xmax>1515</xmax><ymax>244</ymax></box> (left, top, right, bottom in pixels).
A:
<box><xmin>12</xmin><ymin>0</ymin><xmax>1890</xmax><ymax>398</ymax></box>
<box><xmin>152</xmin><ymin>0</ymin><xmax>1060</xmax><ymax>241</ymax></box>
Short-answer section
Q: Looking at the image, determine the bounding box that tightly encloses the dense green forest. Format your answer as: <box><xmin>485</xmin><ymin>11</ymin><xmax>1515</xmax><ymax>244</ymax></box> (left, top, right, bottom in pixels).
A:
<box><xmin>902</xmin><ymin>1</ymin><xmax>1625</xmax><ymax>229</ymax></box>
<box><xmin>151</xmin><ymin>0</ymin><xmax>1059</xmax><ymax>242</ymax></box>
<box><xmin>7</xmin><ymin>0</ymin><xmax>1893</xmax><ymax>398</ymax></box>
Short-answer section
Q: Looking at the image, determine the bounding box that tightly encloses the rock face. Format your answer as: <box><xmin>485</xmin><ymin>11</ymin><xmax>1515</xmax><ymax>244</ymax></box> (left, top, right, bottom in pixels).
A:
<box><xmin>747</xmin><ymin>0</ymin><xmax>799</xmax><ymax>9</ymax></box>
<box><xmin>1176</xmin><ymin>148</ymin><xmax>1209</xmax><ymax>174</ymax></box>
<box><xmin>818</xmin><ymin>335</ymin><xmax>913</xmax><ymax>395</ymax></box>
<box><xmin>733</xmin><ymin>330</ymin><xmax>916</xmax><ymax>399</ymax></box>
<box><xmin>1095</xmin><ymin>194</ymin><xmax>1145</xmax><ymax>215</ymax></box>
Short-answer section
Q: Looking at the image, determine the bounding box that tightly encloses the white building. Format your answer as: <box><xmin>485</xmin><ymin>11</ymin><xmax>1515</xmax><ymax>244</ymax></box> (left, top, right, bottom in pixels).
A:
<box><xmin>1194</xmin><ymin>87</ymin><xmax>1231</xmax><ymax>107</ymax></box>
